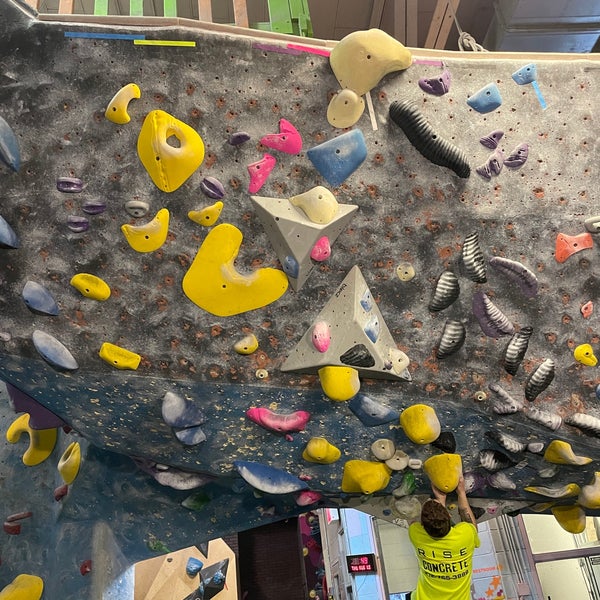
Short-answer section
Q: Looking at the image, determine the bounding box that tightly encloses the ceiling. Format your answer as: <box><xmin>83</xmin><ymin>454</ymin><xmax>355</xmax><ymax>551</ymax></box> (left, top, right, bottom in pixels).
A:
<box><xmin>34</xmin><ymin>0</ymin><xmax>600</xmax><ymax>53</ymax></box>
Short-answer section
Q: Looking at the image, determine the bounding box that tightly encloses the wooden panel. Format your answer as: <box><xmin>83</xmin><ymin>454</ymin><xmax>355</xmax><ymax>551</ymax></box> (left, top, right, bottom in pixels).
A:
<box><xmin>393</xmin><ymin>0</ymin><xmax>406</xmax><ymax>44</ymax></box>
<box><xmin>425</xmin><ymin>0</ymin><xmax>460</xmax><ymax>49</ymax></box>
<box><xmin>233</xmin><ymin>0</ymin><xmax>249</xmax><ymax>27</ymax></box>
<box><xmin>369</xmin><ymin>0</ymin><xmax>385</xmax><ymax>28</ymax></box>
<box><xmin>58</xmin><ymin>0</ymin><xmax>74</xmax><ymax>12</ymax></box>
<box><xmin>23</xmin><ymin>0</ymin><xmax>40</xmax><ymax>9</ymax></box>
<box><xmin>406</xmin><ymin>0</ymin><xmax>418</xmax><ymax>46</ymax></box>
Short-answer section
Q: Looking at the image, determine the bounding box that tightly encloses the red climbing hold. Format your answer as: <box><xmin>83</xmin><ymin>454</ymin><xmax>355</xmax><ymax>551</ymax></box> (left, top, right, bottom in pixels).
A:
<box><xmin>80</xmin><ymin>559</ymin><xmax>92</xmax><ymax>575</ymax></box>
<box><xmin>555</xmin><ymin>232</ymin><xmax>593</xmax><ymax>263</ymax></box>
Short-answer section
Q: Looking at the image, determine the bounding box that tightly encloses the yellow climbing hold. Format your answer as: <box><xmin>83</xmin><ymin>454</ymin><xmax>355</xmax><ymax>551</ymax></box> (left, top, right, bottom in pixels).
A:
<box><xmin>399</xmin><ymin>404</ymin><xmax>441</xmax><ymax>444</ymax></box>
<box><xmin>524</xmin><ymin>483</ymin><xmax>581</xmax><ymax>498</ymax></box>
<box><xmin>182</xmin><ymin>223</ymin><xmax>288</xmax><ymax>317</ymax></box>
<box><xmin>105</xmin><ymin>83</ymin><xmax>141</xmax><ymax>125</ymax></box>
<box><xmin>326</xmin><ymin>89</ymin><xmax>365</xmax><ymax>129</ymax></box>
<box><xmin>574</xmin><ymin>343</ymin><xmax>597</xmax><ymax>366</ymax></box>
<box><xmin>70</xmin><ymin>273</ymin><xmax>111</xmax><ymax>301</ymax></box>
<box><xmin>318</xmin><ymin>365</ymin><xmax>360</xmax><ymax>402</ymax></box>
<box><xmin>5</xmin><ymin>413</ymin><xmax>57</xmax><ymax>466</ymax></box>
<box><xmin>302</xmin><ymin>437</ymin><xmax>341</xmax><ymax>464</ymax></box>
<box><xmin>188</xmin><ymin>201</ymin><xmax>224</xmax><ymax>227</ymax></box>
<box><xmin>57</xmin><ymin>441</ymin><xmax>81</xmax><ymax>485</ymax></box>
<box><xmin>99</xmin><ymin>342</ymin><xmax>141</xmax><ymax>370</ymax></box>
<box><xmin>578</xmin><ymin>472</ymin><xmax>600</xmax><ymax>509</ymax></box>
<box><xmin>234</xmin><ymin>333</ymin><xmax>259</xmax><ymax>355</ymax></box>
<box><xmin>289</xmin><ymin>186</ymin><xmax>339</xmax><ymax>224</ymax></box>
<box><xmin>0</xmin><ymin>574</ymin><xmax>44</xmax><ymax>600</ymax></box>
<box><xmin>423</xmin><ymin>454</ymin><xmax>462</xmax><ymax>493</ymax></box>
<box><xmin>121</xmin><ymin>208</ymin><xmax>169</xmax><ymax>253</ymax></box>
<box><xmin>551</xmin><ymin>504</ymin><xmax>586</xmax><ymax>534</ymax></box>
<box><xmin>341</xmin><ymin>460</ymin><xmax>391</xmax><ymax>494</ymax></box>
<box><xmin>137</xmin><ymin>109</ymin><xmax>204</xmax><ymax>192</ymax></box>
<box><xmin>543</xmin><ymin>440</ymin><xmax>592</xmax><ymax>466</ymax></box>
<box><xmin>329</xmin><ymin>29</ymin><xmax>412</xmax><ymax>96</ymax></box>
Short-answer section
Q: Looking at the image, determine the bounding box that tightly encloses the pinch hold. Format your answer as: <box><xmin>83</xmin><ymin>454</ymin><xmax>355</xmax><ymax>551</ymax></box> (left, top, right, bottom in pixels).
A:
<box><xmin>98</xmin><ymin>342</ymin><xmax>141</xmax><ymax>370</ymax></box>
<box><xmin>247</xmin><ymin>153</ymin><xmax>276</xmax><ymax>193</ymax></box>
<box><xmin>260</xmin><ymin>118</ymin><xmax>302</xmax><ymax>154</ymax></box>
<box><xmin>105</xmin><ymin>82</ymin><xmax>141</xmax><ymax>124</ymax></box>
<box><xmin>246</xmin><ymin>407</ymin><xmax>310</xmax><ymax>434</ymax></box>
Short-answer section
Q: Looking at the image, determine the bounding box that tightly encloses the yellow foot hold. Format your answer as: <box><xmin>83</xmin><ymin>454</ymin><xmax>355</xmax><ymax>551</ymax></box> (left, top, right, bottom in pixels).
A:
<box><xmin>137</xmin><ymin>109</ymin><xmax>204</xmax><ymax>192</ymax></box>
<box><xmin>318</xmin><ymin>365</ymin><xmax>360</xmax><ymax>402</ymax></box>
<box><xmin>188</xmin><ymin>201</ymin><xmax>224</xmax><ymax>227</ymax></box>
<box><xmin>5</xmin><ymin>413</ymin><xmax>57</xmax><ymax>466</ymax></box>
<box><xmin>302</xmin><ymin>437</ymin><xmax>341</xmax><ymax>464</ymax></box>
<box><xmin>121</xmin><ymin>208</ymin><xmax>169</xmax><ymax>253</ymax></box>
<box><xmin>544</xmin><ymin>440</ymin><xmax>592</xmax><ymax>465</ymax></box>
<box><xmin>423</xmin><ymin>454</ymin><xmax>462</xmax><ymax>493</ymax></box>
<box><xmin>327</xmin><ymin>89</ymin><xmax>365</xmax><ymax>129</ymax></box>
<box><xmin>574</xmin><ymin>343</ymin><xmax>598</xmax><ymax>366</ymax></box>
<box><xmin>182</xmin><ymin>223</ymin><xmax>288</xmax><ymax>317</ymax></box>
<box><xmin>234</xmin><ymin>333</ymin><xmax>259</xmax><ymax>355</ymax></box>
<box><xmin>289</xmin><ymin>186</ymin><xmax>339</xmax><ymax>224</ymax></box>
<box><xmin>0</xmin><ymin>574</ymin><xmax>44</xmax><ymax>600</ymax></box>
<box><xmin>524</xmin><ymin>483</ymin><xmax>581</xmax><ymax>498</ymax></box>
<box><xmin>551</xmin><ymin>504</ymin><xmax>586</xmax><ymax>534</ymax></box>
<box><xmin>341</xmin><ymin>460</ymin><xmax>391</xmax><ymax>494</ymax></box>
<box><xmin>99</xmin><ymin>342</ymin><xmax>141</xmax><ymax>370</ymax></box>
<box><xmin>70</xmin><ymin>273</ymin><xmax>111</xmax><ymax>301</ymax></box>
<box><xmin>57</xmin><ymin>441</ymin><xmax>81</xmax><ymax>485</ymax></box>
<box><xmin>105</xmin><ymin>83</ymin><xmax>141</xmax><ymax>124</ymax></box>
<box><xmin>399</xmin><ymin>404</ymin><xmax>441</xmax><ymax>444</ymax></box>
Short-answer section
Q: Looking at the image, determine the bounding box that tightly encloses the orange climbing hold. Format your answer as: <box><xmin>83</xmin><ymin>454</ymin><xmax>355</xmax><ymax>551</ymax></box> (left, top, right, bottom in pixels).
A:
<box><xmin>554</xmin><ymin>232</ymin><xmax>593</xmax><ymax>263</ymax></box>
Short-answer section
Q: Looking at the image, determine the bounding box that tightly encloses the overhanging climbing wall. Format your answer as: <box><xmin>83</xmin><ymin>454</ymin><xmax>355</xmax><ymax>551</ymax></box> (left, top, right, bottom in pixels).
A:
<box><xmin>2</xmin><ymin>0</ymin><xmax>600</xmax><ymax>595</ymax></box>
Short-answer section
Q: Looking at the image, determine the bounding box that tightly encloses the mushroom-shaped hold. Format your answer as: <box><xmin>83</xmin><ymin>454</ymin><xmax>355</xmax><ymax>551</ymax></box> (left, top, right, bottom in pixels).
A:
<box><xmin>318</xmin><ymin>365</ymin><xmax>360</xmax><ymax>402</ymax></box>
<box><xmin>399</xmin><ymin>404</ymin><xmax>441</xmax><ymax>444</ymax></box>
<box><xmin>341</xmin><ymin>460</ymin><xmax>392</xmax><ymax>494</ymax></box>
<box><xmin>302</xmin><ymin>437</ymin><xmax>341</xmax><ymax>464</ymax></box>
<box><xmin>423</xmin><ymin>454</ymin><xmax>462</xmax><ymax>493</ymax></box>
<box><xmin>370</xmin><ymin>438</ymin><xmax>395</xmax><ymax>461</ymax></box>
<box><xmin>543</xmin><ymin>440</ymin><xmax>592</xmax><ymax>466</ymax></box>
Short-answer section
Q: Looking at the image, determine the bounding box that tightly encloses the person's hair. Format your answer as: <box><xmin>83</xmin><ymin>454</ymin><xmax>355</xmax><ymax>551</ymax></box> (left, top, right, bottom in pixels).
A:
<box><xmin>421</xmin><ymin>499</ymin><xmax>452</xmax><ymax>538</ymax></box>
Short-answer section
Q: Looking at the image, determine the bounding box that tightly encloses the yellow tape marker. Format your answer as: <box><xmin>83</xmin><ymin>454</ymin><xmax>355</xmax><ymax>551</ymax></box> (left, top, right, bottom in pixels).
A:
<box><xmin>133</xmin><ymin>40</ymin><xmax>196</xmax><ymax>47</ymax></box>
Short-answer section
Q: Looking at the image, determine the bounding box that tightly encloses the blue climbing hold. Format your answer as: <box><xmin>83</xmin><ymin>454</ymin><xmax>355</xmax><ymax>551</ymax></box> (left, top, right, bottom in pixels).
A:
<box><xmin>307</xmin><ymin>129</ymin><xmax>367</xmax><ymax>187</ymax></box>
<box><xmin>348</xmin><ymin>393</ymin><xmax>399</xmax><ymax>427</ymax></box>
<box><xmin>364</xmin><ymin>314</ymin><xmax>380</xmax><ymax>343</ymax></box>
<box><xmin>0</xmin><ymin>115</ymin><xmax>20</xmax><ymax>172</ymax></box>
<box><xmin>512</xmin><ymin>63</ymin><xmax>537</xmax><ymax>85</ymax></box>
<box><xmin>186</xmin><ymin>557</ymin><xmax>204</xmax><ymax>577</ymax></box>
<box><xmin>175</xmin><ymin>425</ymin><xmax>207</xmax><ymax>446</ymax></box>
<box><xmin>22</xmin><ymin>281</ymin><xmax>59</xmax><ymax>316</ymax></box>
<box><xmin>467</xmin><ymin>83</ymin><xmax>502</xmax><ymax>114</ymax></box>
<box><xmin>282</xmin><ymin>255</ymin><xmax>300</xmax><ymax>279</ymax></box>
<box><xmin>233</xmin><ymin>460</ymin><xmax>309</xmax><ymax>494</ymax></box>
<box><xmin>32</xmin><ymin>329</ymin><xmax>79</xmax><ymax>371</ymax></box>
<box><xmin>0</xmin><ymin>214</ymin><xmax>19</xmax><ymax>248</ymax></box>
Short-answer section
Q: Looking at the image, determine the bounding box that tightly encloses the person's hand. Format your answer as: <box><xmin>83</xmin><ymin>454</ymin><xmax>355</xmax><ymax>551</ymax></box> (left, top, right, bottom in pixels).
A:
<box><xmin>431</xmin><ymin>484</ymin><xmax>447</xmax><ymax>506</ymax></box>
<box><xmin>456</xmin><ymin>475</ymin><xmax>467</xmax><ymax>497</ymax></box>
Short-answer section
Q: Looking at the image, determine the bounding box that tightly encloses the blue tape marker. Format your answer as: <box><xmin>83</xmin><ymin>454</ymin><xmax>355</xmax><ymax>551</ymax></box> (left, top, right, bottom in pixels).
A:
<box><xmin>64</xmin><ymin>31</ymin><xmax>146</xmax><ymax>40</ymax></box>
<box><xmin>531</xmin><ymin>80</ymin><xmax>547</xmax><ymax>110</ymax></box>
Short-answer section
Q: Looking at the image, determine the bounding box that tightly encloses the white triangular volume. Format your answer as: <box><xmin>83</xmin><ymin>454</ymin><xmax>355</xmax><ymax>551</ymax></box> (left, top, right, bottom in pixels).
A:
<box><xmin>281</xmin><ymin>265</ymin><xmax>411</xmax><ymax>381</ymax></box>
<box><xmin>250</xmin><ymin>195</ymin><xmax>358</xmax><ymax>291</ymax></box>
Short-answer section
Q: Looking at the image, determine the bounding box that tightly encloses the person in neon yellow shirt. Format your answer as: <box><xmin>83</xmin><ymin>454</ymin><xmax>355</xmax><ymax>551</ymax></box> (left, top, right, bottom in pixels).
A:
<box><xmin>407</xmin><ymin>476</ymin><xmax>480</xmax><ymax>600</ymax></box>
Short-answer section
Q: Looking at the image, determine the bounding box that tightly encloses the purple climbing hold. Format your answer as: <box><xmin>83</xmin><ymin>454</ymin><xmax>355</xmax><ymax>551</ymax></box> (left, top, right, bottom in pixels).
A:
<box><xmin>67</xmin><ymin>215</ymin><xmax>90</xmax><ymax>233</ymax></box>
<box><xmin>199</xmin><ymin>176</ymin><xmax>225</xmax><ymax>200</ymax></box>
<box><xmin>247</xmin><ymin>153</ymin><xmax>276</xmax><ymax>193</ymax></box>
<box><xmin>503</xmin><ymin>143</ymin><xmax>529</xmax><ymax>168</ymax></box>
<box><xmin>82</xmin><ymin>200</ymin><xmax>107</xmax><ymax>215</ymax></box>
<box><xmin>57</xmin><ymin>177</ymin><xmax>84</xmax><ymax>193</ymax></box>
<box><xmin>472</xmin><ymin>291</ymin><xmax>514</xmax><ymax>338</ymax></box>
<box><xmin>418</xmin><ymin>69</ymin><xmax>451</xmax><ymax>96</ymax></box>
<box><xmin>260</xmin><ymin>118</ymin><xmax>302</xmax><ymax>154</ymax></box>
<box><xmin>6</xmin><ymin>382</ymin><xmax>67</xmax><ymax>429</ymax></box>
<box><xmin>479</xmin><ymin>130</ymin><xmax>504</xmax><ymax>149</ymax></box>
<box><xmin>228</xmin><ymin>131</ymin><xmax>251</xmax><ymax>146</ymax></box>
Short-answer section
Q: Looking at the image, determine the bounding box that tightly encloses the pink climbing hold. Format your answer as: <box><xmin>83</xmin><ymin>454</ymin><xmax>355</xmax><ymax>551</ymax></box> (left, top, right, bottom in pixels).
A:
<box><xmin>311</xmin><ymin>321</ymin><xmax>331</xmax><ymax>352</ymax></box>
<box><xmin>247</xmin><ymin>153</ymin><xmax>276</xmax><ymax>193</ymax></box>
<box><xmin>246</xmin><ymin>406</ymin><xmax>310</xmax><ymax>434</ymax></box>
<box><xmin>260</xmin><ymin>118</ymin><xmax>302</xmax><ymax>154</ymax></box>
<box><xmin>295</xmin><ymin>490</ymin><xmax>324</xmax><ymax>506</ymax></box>
<box><xmin>581</xmin><ymin>301</ymin><xmax>594</xmax><ymax>319</ymax></box>
<box><xmin>310</xmin><ymin>236</ymin><xmax>331</xmax><ymax>262</ymax></box>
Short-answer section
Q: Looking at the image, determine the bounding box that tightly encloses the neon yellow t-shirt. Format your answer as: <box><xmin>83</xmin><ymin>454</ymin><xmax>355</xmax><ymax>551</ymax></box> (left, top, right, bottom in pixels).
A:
<box><xmin>409</xmin><ymin>521</ymin><xmax>480</xmax><ymax>600</ymax></box>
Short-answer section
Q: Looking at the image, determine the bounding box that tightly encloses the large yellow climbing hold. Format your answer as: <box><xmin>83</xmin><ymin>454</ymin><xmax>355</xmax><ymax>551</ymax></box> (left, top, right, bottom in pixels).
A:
<box><xmin>551</xmin><ymin>505</ymin><xmax>586</xmax><ymax>534</ymax></box>
<box><xmin>70</xmin><ymin>273</ymin><xmax>111</xmax><ymax>301</ymax></box>
<box><xmin>182</xmin><ymin>223</ymin><xmax>288</xmax><ymax>317</ymax></box>
<box><xmin>318</xmin><ymin>366</ymin><xmax>360</xmax><ymax>402</ymax></box>
<box><xmin>57</xmin><ymin>441</ymin><xmax>81</xmax><ymax>485</ymax></box>
<box><xmin>302</xmin><ymin>437</ymin><xmax>341</xmax><ymax>464</ymax></box>
<box><xmin>341</xmin><ymin>460</ymin><xmax>392</xmax><ymax>494</ymax></box>
<box><xmin>99</xmin><ymin>342</ymin><xmax>141</xmax><ymax>370</ymax></box>
<box><xmin>329</xmin><ymin>29</ymin><xmax>412</xmax><ymax>96</ymax></box>
<box><xmin>121</xmin><ymin>208</ymin><xmax>170</xmax><ymax>253</ymax></box>
<box><xmin>137</xmin><ymin>109</ymin><xmax>204</xmax><ymax>192</ymax></box>
<box><xmin>524</xmin><ymin>483</ymin><xmax>581</xmax><ymax>498</ymax></box>
<box><xmin>543</xmin><ymin>440</ymin><xmax>592</xmax><ymax>466</ymax></box>
<box><xmin>105</xmin><ymin>83</ymin><xmax>141</xmax><ymax>124</ymax></box>
<box><xmin>423</xmin><ymin>454</ymin><xmax>462</xmax><ymax>493</ymax></box>
<box><xmin>188</xmin><ymin>201</ymin><xmax>224</xmax><ymax>227</ymax></box>
<box><xmin>399</xmin><ymin>404</ymin><xmax>441</xmax><ymax>444</ymax></box>
<box><xmin>574</xmin><ymin>343</ymin><xmax>597</xmax><ymax>366</ymax></box>
<box><xmin>5</xmin><ymin>413</ymin><xmax>57</xmax><ymax>466</ymax></box>
<box><xmin>578</xmin><ymin>472</ymin><xmax>600</xmax><ymax>509</ymax></box>
<box><xmin>0</xmin><ymin>574</ymin><xmax>44</xmax><ymax>600</ymax></box>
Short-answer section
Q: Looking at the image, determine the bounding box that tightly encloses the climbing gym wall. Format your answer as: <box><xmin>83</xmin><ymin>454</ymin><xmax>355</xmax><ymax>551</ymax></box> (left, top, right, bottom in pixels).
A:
<box><xmin>2</xmin><ymin>0</ymin><xmax>600</xmax><ymax>596</ymax></box>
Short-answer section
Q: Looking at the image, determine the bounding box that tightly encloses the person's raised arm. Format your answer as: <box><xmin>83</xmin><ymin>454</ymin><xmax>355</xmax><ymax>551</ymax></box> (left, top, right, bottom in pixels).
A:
<box><xmin>456</xmin><ymin>476</ymin><xmax>478</xmax><ymax>528</ymax></box>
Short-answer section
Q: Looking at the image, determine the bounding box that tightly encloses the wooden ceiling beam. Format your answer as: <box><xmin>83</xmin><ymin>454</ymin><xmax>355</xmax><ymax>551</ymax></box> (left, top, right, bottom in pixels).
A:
<box><xmin>232</xmin><ymin>0</ymin><xmax>249</xmax><ymax>28</ymax></box>
<box><xmin>198</xmin><ymin>0</ymin><xmax>212</xmax><ymax>21</ymax></box>
<box><xmin>425</xmin><ymin>0</ymin><xmax>460</xmax><ymax>49</ymax></box>
<box><xmin>369</xmin><ymin>0</ymin><xmax>386</xmax><ymax>29</ymax></box>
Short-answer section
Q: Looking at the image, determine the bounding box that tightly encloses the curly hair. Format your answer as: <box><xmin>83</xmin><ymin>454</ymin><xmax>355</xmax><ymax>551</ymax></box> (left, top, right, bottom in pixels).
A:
<box><xmin>421</xmin><ymin>499</ymin><xmax>452</xmax><ymax>538</ymax></box>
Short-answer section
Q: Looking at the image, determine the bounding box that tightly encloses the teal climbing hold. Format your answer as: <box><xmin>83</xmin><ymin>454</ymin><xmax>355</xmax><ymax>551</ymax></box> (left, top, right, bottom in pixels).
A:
<box><xmin>466</xmin><ymin>83</ymin><xmax>502</xmax><ymax>114</ymax></box>
<box><xmin>306</xmin><ymin>129</ymin><xmax>367</xmax><ymax>187</ymax></box>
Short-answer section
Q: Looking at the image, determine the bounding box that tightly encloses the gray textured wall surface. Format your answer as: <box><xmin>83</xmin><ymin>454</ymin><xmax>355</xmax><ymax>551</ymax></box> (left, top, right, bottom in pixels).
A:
<box><xmin>2</xmin><ymin>0</ymin><xmax>600</xmax><ymax>595</ymax></box>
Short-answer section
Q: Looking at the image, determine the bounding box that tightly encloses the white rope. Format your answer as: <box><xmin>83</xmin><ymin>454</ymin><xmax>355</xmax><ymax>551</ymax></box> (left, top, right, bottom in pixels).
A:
<box><xmin>446</xmin><ymin>0</ymin><xmax>488</xmax><ymax>52</ymax></box>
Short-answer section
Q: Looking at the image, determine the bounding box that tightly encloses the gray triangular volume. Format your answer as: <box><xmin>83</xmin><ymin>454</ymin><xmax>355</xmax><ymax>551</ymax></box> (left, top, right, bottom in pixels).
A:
<box><xmin>281</xmin><ymin>265</ymin><xmax>411</xmax><ymax>381</ymax></box>
<box><xmin>250</xmin><ymin>195</ymin><xmax>358</xmax><ymax>291</ymax></box>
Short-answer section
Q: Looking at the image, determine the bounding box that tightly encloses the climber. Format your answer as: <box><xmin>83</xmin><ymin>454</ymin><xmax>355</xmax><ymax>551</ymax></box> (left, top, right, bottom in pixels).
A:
<box><xmin>407</xmin><ymin>476</ymin><xmax>480</xmax><ymax>600</ymax></box>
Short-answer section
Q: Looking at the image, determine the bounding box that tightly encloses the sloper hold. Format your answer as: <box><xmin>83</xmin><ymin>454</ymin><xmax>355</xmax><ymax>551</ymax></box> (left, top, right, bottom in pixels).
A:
<box><xmin>70</xmin><ymin>273</ymin><xmax>111</xmax><ymax>301</ymax></box>
<box><xmin>182</xmin><ymin>223</ymin><xmax>288</xmax><ymax>316</ymax></box>
<box><xmin>400</xmin><ymin>404</ymin><xmax>441</xmax><ymax>444</ymax></box>
<box><xmin>302</xmin><ymin>437</ymin><xmax>341</xmax><ymax>464</ymax></box>
<box><xmin>22</xmin><ymin>281</ymin><xmax>59</xmax><ymax>315</ymax></box>
<box><xmin>247</xmin><ymin>153</ymin><xmax>276</xmax><ymax>193</ymax></box>
<box><xmin>246</xmin><ymin>407</ymin><xmax>310</xmax><ymax>434</ymax></box>
<box><xmin>423</xmin><ymin>454</ymin><xmax>462</xmax><ymax>492</ymax></box>
<box><xmin>341</xmin><ymin>460</ymin><xmax>392</xmax><ymax>494</ymax></box>
<box><xmin>327</xmin><ymin>89</ymin><xmax>365</xmax><ymax>128</ymax></box>
<box><xmin>551</xmin><ymin>505</ymin><xmax>586</xmax><ymax>534</ymax></box>
<box><xmin>348</xmin><ymin>393</ymin><xmax>399</xmax><ymax>426</ymax></box>
<box><xmin>318</xmin><ymin>365</ymin><xmax>360</xmax><ymax>401</ymax></box>
<box><xmin>137</xmin><ymin>109</ymin><xmax>205</xmax><ymax>192</ymax></box>
<box><xmin>466</xmin><ymin>83</ymin><xmax>502</xmax><ymax>114</ymax></box>
<box><xmin>288</xmin><ymin>186</ymin><xmax>339</xmax><ymax>224</ymax></box>
<box><xmin>329</xmin><ymin>29</ymin><xmax>412</xmax><ymax>96</ymax></box>
<box><xmin>0</xmin><ymin>115</ymin><xmax>20</xmax><ymax>171</ymax></box>
<box><xmin>105</xmin><ymin>82</ymin><xmax>141</xmax><ymax>124</ymax></box>
<box><xmin>32</xmin><ymin>330</ymin><xmax>78</xmax><ymax>371</ymax></box>
<box><xmin>5</xmin><ymin>413</ymin><xmax>57</xmax><ymax>466</ymax></box>
<box><xmin>0</xmin><ymin>574</ymin><xmax>44</xmax><ymax>600</ymax></box>
<box><xmin>512</xmin><ymin>63</ymin><xmax>537</xmax><ymax>85</ymax></box>
<box><xmin>543</xmin><ymin>440</ymin><xmax>592</xmax><ymax>466</ymax></box>
<box><xmin>250</xmin><ymin>194</ymin><xmax>357</xmax><ymax>291</ymax></box>
<box><xmin>233</xmin><ymin>460</ymin><xmax>309</xmax><ymax>494</ymax></box>
<box><xmin>281</xmin><ymin>265</ymin><xmax>410</xmax><ymax>380</ymax></box>
<box><xmin>307</xmin><ymin>129</ymin><xmax>367</xmax><ymax>187</ymax></box>
<box><xmin>161</xmin><ymin>391</ymin><xmax>206</xmax><ymax>428</ymax></box>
